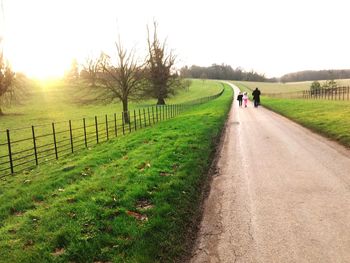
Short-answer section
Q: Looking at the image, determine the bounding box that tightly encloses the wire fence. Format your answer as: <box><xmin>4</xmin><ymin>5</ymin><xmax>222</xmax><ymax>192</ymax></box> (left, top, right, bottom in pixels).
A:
<box><xmin>264</xmin><ymin>86</ymin><xmax>350</xmax><ymax>101</ymax></box>
<box><xmin>0</xmin><ymin>89</ymin><xmax>224</xmax><ymax>178</ymax></box>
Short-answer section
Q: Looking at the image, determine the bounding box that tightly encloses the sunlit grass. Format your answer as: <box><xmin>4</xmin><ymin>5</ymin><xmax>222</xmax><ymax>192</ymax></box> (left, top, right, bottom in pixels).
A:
<box><xmin>0</xmin><ymin>79</ymin><xmax>224</xmax><ymax>175</ymax></box>
<box><xmin>0</xmin><ymin>85</ymin><xmax>233</xmax><ymax>262</ymax></box>
<box><xmin>262</xmin><ymin>98</ymin><xmax>350</xmax><ymax>147</ymax></box>
<box><xmin>1</xmin><ymin>79</ymin><xmax>222</xmax><ymax>130</ymax></box>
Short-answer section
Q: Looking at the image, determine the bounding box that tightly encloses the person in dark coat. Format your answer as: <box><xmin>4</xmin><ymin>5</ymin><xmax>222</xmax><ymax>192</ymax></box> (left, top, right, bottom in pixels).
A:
<box><xmin>252</xmin><ymin>87</ymin><xmax>261</xmax><ymax>107</ymax></box>
<box><xmin>237</xmin><ymin>92</ymin><xmax>243</xmax><ymax>107</ymax></box>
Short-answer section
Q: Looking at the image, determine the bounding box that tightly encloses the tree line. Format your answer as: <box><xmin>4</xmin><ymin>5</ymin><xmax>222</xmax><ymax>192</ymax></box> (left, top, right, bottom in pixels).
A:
<box><xmin>280</xmin><ymin>69</ymin><xmax>350</xmax><ymax>83</ymax></box>
<box><xmin>179</xmin><ymin>64</ymin><xmax>268</xmax><ymax>82</ymax></box>
<box><xmin>180</xmin><ymin>65</ymin><xmax>350</xmax><ymax>83</ymax></box>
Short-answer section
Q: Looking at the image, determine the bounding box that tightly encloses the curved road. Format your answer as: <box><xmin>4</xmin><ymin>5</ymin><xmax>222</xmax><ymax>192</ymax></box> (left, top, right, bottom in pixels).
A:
<box><xmin>190</xmin><ymin>82</ymin><xmax>350</xmax><ymax>262</ymax></box>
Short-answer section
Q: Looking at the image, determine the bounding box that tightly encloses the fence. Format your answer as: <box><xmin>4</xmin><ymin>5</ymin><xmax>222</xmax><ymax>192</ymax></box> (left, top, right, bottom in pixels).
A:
<box><xmin>264</xmin><ymin>86</ymin><xmax>350</xmax><ymax>101</ymax></box>
<box><xmin>0</xmin><ymin>89</ymin><xmax>224</xmax><ymax>178</ymax></box>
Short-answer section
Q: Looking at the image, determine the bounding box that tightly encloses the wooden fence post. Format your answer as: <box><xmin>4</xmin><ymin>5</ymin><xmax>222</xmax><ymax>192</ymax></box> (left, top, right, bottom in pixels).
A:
<box><xmin>6</xmin><ymin>129</ymin><xmax>14</xmax><ymax>174</ymax></box>
<box><xmin>52</xmin><ymin>123</ymin><xmax>58</xmax><ymax>159</ymax></box>
<box><xmin>32</xmin><ymin>126</ymin><xmax>38</xmax><ymax>165</ymax></box>
<box><xmin>69</xmin><ymin>120</ymin><xmax>74</xmax><ymax>153</ymax></box>
<box><xmin>83</xmin><ymin>118</ymin><xmax>87</xmax><ymax>148</ymax></box>
<box><xmin>139</xmin><ymin>109</ymin><xmax>142</xmax><ymax>128</ymax></box>
<box><xmin>143</xmin><ymin>108</ymin><xmax>146</xmax><ymax>127</ymax></box>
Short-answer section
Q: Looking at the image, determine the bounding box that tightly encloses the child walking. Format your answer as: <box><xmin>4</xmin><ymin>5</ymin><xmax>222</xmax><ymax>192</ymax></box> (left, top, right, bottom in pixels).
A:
<box><xmin>243</xmin><ymin>92</ymin><xmax>248</xmax><ymax>108</ymax></box>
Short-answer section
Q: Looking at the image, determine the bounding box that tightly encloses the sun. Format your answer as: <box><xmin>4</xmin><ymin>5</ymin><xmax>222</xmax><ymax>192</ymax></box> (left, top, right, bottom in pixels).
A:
<box><xmin>5</xmin><ymin>43</ymin><xmax>70</xmax><ymax>80</ymax></box>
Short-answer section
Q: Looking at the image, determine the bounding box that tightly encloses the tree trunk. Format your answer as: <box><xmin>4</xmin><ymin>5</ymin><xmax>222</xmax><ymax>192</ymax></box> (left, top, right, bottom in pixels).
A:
<box><xmin>122</xmin><ymin>99</ymin><xmax>130</xmax><ymax>124</ymax></box>
<box><xmin>0</xmin><ymin>107</ymin><xmax>3</xmax><ymax>116</ymax></box>
<box><xmin>157</xmin><ymin>97</ymin><xmax>166</xmax><ymax>105</ymax></box>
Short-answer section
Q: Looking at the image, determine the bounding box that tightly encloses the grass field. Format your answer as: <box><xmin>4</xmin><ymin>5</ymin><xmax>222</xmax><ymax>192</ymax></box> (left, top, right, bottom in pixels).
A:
<box><xmin>235</xmin><ymin>79</ymin><xmax>350</xmax><ymax>94</ymax></box>
<box><xmin>261</xmin><ymin>98</ymin><xmax>350</xmax><ymax>148</ymax></box>
<box><xmin>0</xmin><ymin>78</ymin><xmax>222</xmax><ymax>130</ymax></box>
<box><xmin>0</xmin><ymin>79</ymin><xmax>223</xmax><ymax>175</ymax></box>
<box><xmin>0</xmin><ymin>83</ymin><xmax>233</xmax><ymax>262</ymax></box>
<box><xmin>234</xmin><ymin>80</ymin><xmax>310</xmax><ymax>93</ymax></box>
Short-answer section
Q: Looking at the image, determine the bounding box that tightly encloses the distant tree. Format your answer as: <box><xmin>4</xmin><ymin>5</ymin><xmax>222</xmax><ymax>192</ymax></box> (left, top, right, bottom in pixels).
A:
<box><xmin>280</xmin><ymin>70</ymin><xmax>350</xmax><ymax>82</ymax></box>
<box><xmin>179</xmin><ymin>66</ymin><xmax>191</xmax><ymax>78</ymax></box>
<box><xmin>310</xmin><ymin>81</ymin><xmax>321</xmax><ymax>95</ymax></box>
<box><xmin>81</xmin><ymin>39</ymin><xmax>144</xmax><ymax>123</ymax></box>
<box><xmin>200</xmin><ymin>72</ymin><xmax>207</xmax><ymax>83</ymax></box>
<box><xmin>80</xmin><ymin>55</ymin><xmax>101</xmax><ymax>88</ymax></box>
<box><xmin>182</xmin><ymin>78</ymin><xmax>192</xmax><ymax>91</ymax></box>
<box><xmin>65</xmin><ymin>58</ymin><xmax>79</xmax><ymax>82</ymax></box>
<box><xmin>0</xmin><ymin>51</ymin><xmax>16</xmax><ymax>115</ymax></box>
<box><xmin>144</xmin><ymin>22</ymin><xmax>179</xmax><ymax>105</ymax></box>
<box><xmin>322</xmin><ymin>79</ymin><xmax>337</xmax><ymax>89</ymax></box>
<box><xmin>310</xmin><ymin>81</ymin><xmax>321</xmax><ymax>89</ymax></box>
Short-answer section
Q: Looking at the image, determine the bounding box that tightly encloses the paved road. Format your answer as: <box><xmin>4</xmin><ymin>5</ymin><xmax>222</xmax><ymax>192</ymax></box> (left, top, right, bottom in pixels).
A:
<box><xmin>190</xmin><ymin>82</ymin><xmax>350</xmax><ymax>263</ymax></box>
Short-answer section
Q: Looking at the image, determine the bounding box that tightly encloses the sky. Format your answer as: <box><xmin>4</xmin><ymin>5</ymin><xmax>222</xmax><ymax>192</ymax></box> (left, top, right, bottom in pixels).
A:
<box><xmin>1</xmin><ymin>0</ymin><xmax>350</xmax><ymax>79</ymax></box>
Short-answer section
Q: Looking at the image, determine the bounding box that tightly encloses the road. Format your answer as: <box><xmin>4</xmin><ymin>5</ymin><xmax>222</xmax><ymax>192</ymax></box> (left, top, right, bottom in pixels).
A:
<box><xmin>190</xmin><ymin>82</ymin><xmax>350</xmax><ymax>263</ymax></box>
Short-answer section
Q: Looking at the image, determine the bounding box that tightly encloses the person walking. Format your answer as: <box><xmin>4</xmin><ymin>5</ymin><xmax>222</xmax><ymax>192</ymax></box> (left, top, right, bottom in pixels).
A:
<box><xmin>252</xmin><ymin>87</ymin><xmax>261</xmax><ymax>108</ymax></box>
<box><xmin>237</xmin><ymin>92</ymin><xmax>243</xmax><ymax>107</ymax></box>
<box><xmin>243</xmin><ymin>92</ymin><xmax>248</xmax><ymax>108</ymax></box>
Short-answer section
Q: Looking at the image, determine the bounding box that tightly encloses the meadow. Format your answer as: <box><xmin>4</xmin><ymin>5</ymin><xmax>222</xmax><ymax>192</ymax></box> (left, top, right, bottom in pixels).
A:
<box><xmin>0</xmin><ymin>78</ymin><xmax>222</xmax><ymax>130</ymax></box>
<box><xmin>0</xmin><ymin>84</ymin><xmax>233</xmax><ymax>262</ymax></box>
<box><xmin>0</xmin><ymin>79</ymin><xmax>223</xmax><ymax>176</ymax></box>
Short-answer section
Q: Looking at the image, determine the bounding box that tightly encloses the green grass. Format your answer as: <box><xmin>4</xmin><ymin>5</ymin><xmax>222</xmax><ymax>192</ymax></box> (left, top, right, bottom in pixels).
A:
<box><xmin>234</xmin><ymin>80</ymin><xmax>311</xmax><ymax>93</ymax></box>
<box><xmin>0</xmin><ymin>79</ymin><xmax>222</xmax><ymax>130</ymax></box>
<box><xmin>0</xmin><ymin>79</ymin><xmax>223</xmax><ymax>172</ymax></box>
<box><xmin>260</xmin><ymin>98</ymin><xmax>350</xmax><ymax>147</ymax></box>
<box><xmin>0</xmin><ymin>85</ymin><xmax>233</xmax><ymax>262</ymax></box>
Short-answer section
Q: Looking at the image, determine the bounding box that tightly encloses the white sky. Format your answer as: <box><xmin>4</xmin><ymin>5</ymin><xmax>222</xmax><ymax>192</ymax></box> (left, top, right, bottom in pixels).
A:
<box><xmin>1</xmin><ymin>0</ymin><xmax>350</xmax><ymax>78</ymax></box>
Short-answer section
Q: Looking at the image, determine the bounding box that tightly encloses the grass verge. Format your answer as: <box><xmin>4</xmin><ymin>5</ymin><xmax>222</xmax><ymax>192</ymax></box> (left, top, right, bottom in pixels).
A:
<box><xmin>261</xmin><ymin>98</ymin><xmax>350</xmax><ymax>147</ymax></box>
<box><xmin>0</xmin><ymin>85</ymin><xmax>233</xmax><ymax>262</ymax></box>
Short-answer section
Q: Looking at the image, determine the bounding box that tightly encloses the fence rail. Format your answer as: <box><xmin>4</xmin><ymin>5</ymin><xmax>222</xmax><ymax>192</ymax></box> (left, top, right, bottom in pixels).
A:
<box><xmin>264</xmin><ymin>86</ymin><xmax>350</xmax><ymax>101</ymax></box>
<box><xmin>0</xmin><ymin>89</ymin><xmax>224</xmax><ymax>178</ymax></box>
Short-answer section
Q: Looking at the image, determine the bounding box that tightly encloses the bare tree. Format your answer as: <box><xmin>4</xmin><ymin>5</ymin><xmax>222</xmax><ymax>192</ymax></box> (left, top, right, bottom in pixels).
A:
<box><xmin>82</xmin><ymin>39</ymin><xmax>143</xmax><ymax>123</ymax></box>
<box><xmin>0</xmin><ymin>50</ymin><xmax>15</xmax><ymax>115</ymax></box>
<box><xmin>65</xmin><ymin>58</ymin><xmax>79</xmax><ymax>82</ymax></box>
<box><xmin>80</xmin><ymin>55</ymin><xmax>101</xmax><ymax>88</ymax></box>
<box><xmin>145</xmin><ymin>22</ymin><xmax>180</xmax><ymax>105</ymax></box>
